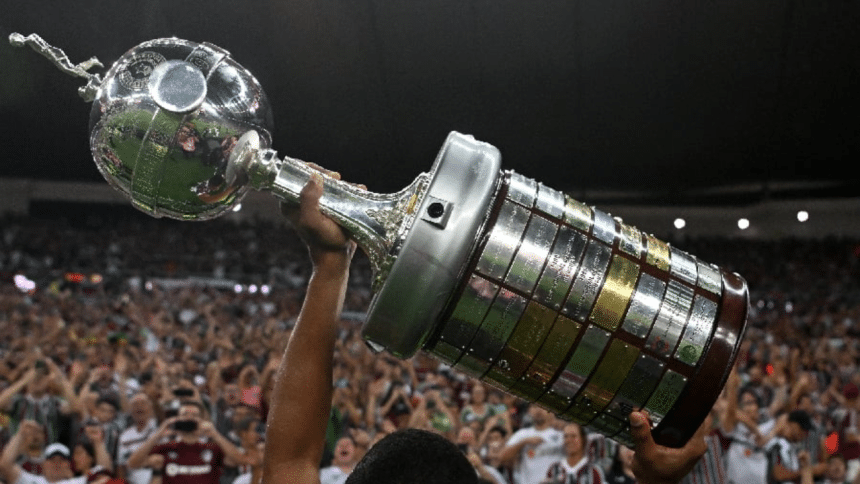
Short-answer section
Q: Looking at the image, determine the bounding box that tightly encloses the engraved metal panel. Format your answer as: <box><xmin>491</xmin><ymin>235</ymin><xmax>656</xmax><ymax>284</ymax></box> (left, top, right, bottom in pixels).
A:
<box><xmin>696</xmin><ymin>261</ymin><xmax>722</xmax><ymax>295</ymax></box>
<box><xmin>619</xmin><ymin>223</ymin><xmax>644</xmax><ymax>259</ymax></box>
<box><xmin>592</xmin><ymin>209</ymin><xmax>617</xmax><ymax>246</ymax></box>
<box><xmin>455</xmin><ymin>288</ymin><xmax>528</xmax><ymax>377</ymax></box>
<box><xmin>645</xmin><ymin>234</ymin><xmax>671</xmax><ymax>272</ymax></box>
<box><xmin>485</xmin><ymin>301</ymin><xmax>556</xmax><ymax>388</ymax></box>
<box><xmin>670</xmin><ymin>247</ymin><xmax>698</xmax><ymax>286</ymax></box>
<box><xmin>642</xmin><ymin>369</ymin><xmax>688</xmax><ymax>425</ymax></box>
<box><xmin>563</xmin><ymin>197</ymin><xmax>593</xmax><ymax>233</ymax></box>
<box><xmin>534</xmin><ymin>227</ymin><xmax>588</xmax><ymax>310</ymax></box>
<box><xmin>535</xmin><ymin>183</ymin><xmax>566</xmax><ymax>220</ymax></box>
<box><xmin>589</xmin><ymin>255</ymin><xmax>640</xmax><ymax>331</ymax></box>
<box><xmin>475</xmin><ymin>200</ymin><xmax>530</xmax><ymax>280</ymax></box>
<box><xmin>563</xmin><ymin>242</ymin><xmax>613</xmax><ymax>322</ymax></box>
<box><xmin>543</xmin><ymin>326</ymin><xmax>611</xmax><ymax>405</ymax></box>
<box><xmin>506</xmin><ymin>172</ymin><xmax>537</xmax><ymax>208</ymax></box>
<box><xmin>513</xmin><ymin>315</ymin><xmax>582</xmax><ymax>401</ymax></box>
<box><xmin>645</xmin><ymin>280</ymin><xmax>694</xmax><ymax>357</ymax></box>
<box><xmin>674</xmin><ymin>296</ymin><xmax>718</xmax><ymax>366</ymax></box>
<box><xmin>621</xmin><ymin>274</ymin><xmax>666</xmax><ymax>338</ymax></box>
<box><xmin>576</xmin><ymin>339</ymin><xmax>640</xmax><ymax>412</ymax></box>
<box><xmin>504</xmin><ymin>215</ymin><xmax>558</xmax><ymax>294</ymax></box>
<box><xmin>605</xmin><ymin>354</ymin><xmax>665</xmax><ymax>422</ymax></box>
<box><xmin>588</xmin><ymin>413</ymin><xmax>627</xmax><ymax>439</ymax></box>
<box><xmin>436</xmin><ymin>275</ymin><xmax>500</xmax><ymax>362</ymax></box>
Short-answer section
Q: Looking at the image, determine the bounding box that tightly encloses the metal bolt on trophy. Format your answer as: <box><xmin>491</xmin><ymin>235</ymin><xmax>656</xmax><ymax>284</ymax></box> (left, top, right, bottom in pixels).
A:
<box><xmin>11</xmin><ymin>33</ymin><xmax>749</xmax><ymax>447</ymax></box>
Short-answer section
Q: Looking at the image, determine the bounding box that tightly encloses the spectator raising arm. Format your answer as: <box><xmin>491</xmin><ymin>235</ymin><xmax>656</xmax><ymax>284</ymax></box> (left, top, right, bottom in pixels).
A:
<box><xmin>261</xmin><ymin>173</ymin><xmax>356</xmax><ymax>484</ymax></box>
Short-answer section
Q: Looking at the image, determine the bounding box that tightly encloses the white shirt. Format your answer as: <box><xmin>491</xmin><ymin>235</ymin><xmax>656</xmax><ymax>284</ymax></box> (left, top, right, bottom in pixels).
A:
<box><xmin>116</xmin><ymin>418</ymin><xmax>157</xmax><ymax>484</ymax></box>
<box><xmin>319</xmin><ymin>465</ymin><xmax>351</xmax><ymax>484</ymax></box>
<box><xmin>504</xmin><ymin>426</ymin><xmax>564</xmax><ymax>484</ymax></box>
<box><xmin>15</xmin><ymin>471</ymin><xmax>85</xmax><ymax>484</ymax></box>
<box><xmin>725</xmin><ymin>419</ymin><xmax>776</xmax><ymax>484</ymax></box>
<box><xmin>232</xmin><ymin>473</ymin><xmax>252</xmax><ymax>484</ymax></box>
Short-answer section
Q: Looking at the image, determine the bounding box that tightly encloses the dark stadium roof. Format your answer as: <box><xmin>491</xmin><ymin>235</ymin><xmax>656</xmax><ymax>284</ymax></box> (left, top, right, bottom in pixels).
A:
<box><xmin>2</xmin><ymin>0</ymin><xmax>858</xmax><ymax>205</ymax></box>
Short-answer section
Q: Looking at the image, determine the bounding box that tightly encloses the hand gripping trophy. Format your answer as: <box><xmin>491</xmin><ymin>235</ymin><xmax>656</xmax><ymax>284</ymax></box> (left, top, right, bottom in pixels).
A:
<box><xmin>11</xmin><ymin>33</ymin><xmax>748</xmax><ymax>447</ymax></box>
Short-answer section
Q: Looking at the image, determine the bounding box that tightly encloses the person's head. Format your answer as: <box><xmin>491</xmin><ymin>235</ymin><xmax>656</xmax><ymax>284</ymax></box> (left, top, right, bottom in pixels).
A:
<box><xmin>332</xmin><ymin>436</ymin><xmax>357</xmax><ymax>467</ymax></box>
<box><xmin>826</xmin><ymin>454</ymin><xmax>847</xmax><ymax>481</ymax></box>
<box><xmin>42</xmin><ymin>443</ymin><xmax>73</xmax><ymax>481</ymax></box>
<box><xmin>562</xmin><ymin>423</ymin><xmax>587</xmax><ymax>461</ymax></box>
<box><xmin>178</xmin><ymin>400</ymin><xmax>205</xmax><ymax>420</ymax></box>
<box><xmin>72</xmin><ymin>440</ymin><xmax>96</xmax><ymax>474</ymax></box>
<box><xmin>345</xmin><ymin>429</ymin><xmax>477</xmax><ymax>484</ymax></box>
<box><xmin>231</xmin><ymin>403</ymin><xmax>257</xmax><ymax>423</ymax></box>
<box><xmin>469</xmin><ymin>383</ymin><xmax>486</xmax><ymax>405</ymax></box>
<box><xmin>94</xmin><ymin>395</ymin><xmax>120</xmax><ymax>424</ymax></box>
<box><xmin>129</xmin><ymin>393</ymin><xmax>154</xmax><ymax>425</ymax></box>
<box><xmin>222</xmin><ymin>383</ymin><xmax>241</xmax><ymax>406</ymax></box>
<box><xmin>234</xmin><ymin>416</ymin><xmax>262</xmax><ymax>447</ymax></box>
<box><xmin>485</xmin><ymin>425</ymin><xmax>507</xmax><ymax>446</ymax></box>
<box><xmin>738</xmin><ymin>388</ymin><xmax>761</xmax><ymax>419</ymax></box>
<box><xmin>456</xmin><ymin>427</ymin><xmax>477</xmax><ymax>450</ymax></box>
<box><xmin>528</xmin><ymin>405</ymin><xmax>552</xmax><ymax>428</ymax></box>
<box><xmin>23</xmin><ymin>422</ymin><xmax>46</xmax><ymax>453</ymax></box>
<box><xmin>785</xmin><ymin>410</ymin><xmax>812</xmax><ymax>443</ymax></box>
<box><xmin>174</xmin><ymin>400</ymin><xmax>206</xmax><ymax>437</ymax></box>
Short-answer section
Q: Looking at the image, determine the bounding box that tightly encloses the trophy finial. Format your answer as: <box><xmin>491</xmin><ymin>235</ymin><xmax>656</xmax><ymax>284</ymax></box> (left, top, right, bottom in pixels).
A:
<box><xmin>9</xmin><ymin>32</ymin><xmax>103</xmax><ymax>102</ymax></box>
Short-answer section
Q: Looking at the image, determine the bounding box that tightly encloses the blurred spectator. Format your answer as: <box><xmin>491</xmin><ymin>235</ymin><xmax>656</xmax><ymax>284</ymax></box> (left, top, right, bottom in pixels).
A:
<box><xmin>116</xmin><ymin>394</ymin><xmax>157</xmax><ymax>484</ymax></box>
<box><xmin>125</xmin><ymin>401</ymin><xmax>250</xmax><ymax>484</ymax></box>
<box><xmin>2</xmin><ymin>213</ymin><xmax>860</xmax><ymax>484</ymax></box>
<box><xmin>501</xmin><ymin>406</ymin><xmax>565</xmax><ymax>484</ymax></box>
<box><xmin>542</xmin><ymin>423</ymin><xmax>606</xmax><ymax>483</ymax></box>
<box><xmin>318</xmin><ymin>436</ymin><xmax>357</xmax><ymax>484</ymax></box>
<box><xmin>605</xmin><ymin>445</ymin><xmax>636</xmax><ymax>484</ymax></box>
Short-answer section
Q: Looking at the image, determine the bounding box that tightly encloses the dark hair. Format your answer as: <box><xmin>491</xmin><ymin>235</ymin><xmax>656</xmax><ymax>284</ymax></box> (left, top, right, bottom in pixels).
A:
<box><xmin>787</xmin><ymin>410</ymin><xmax>813</xmax><ymax>432</ymax></box>
<box><xmin>488</xmin><ymin>425</ymin><xmax>507</xmax><ymax>439</ymax></box>
<box><xmin>738</xmin><ymin>387</ymin><xmax>763</xmax><ymax>408</ymax></box>
<box><xmin>345</xmin><ymin>429</ymin><xmax>477</xmax><ymax>484</ymax></box>
<box><xmin>234</xmin><ymin>416</ymin><xmax>259</xmax><ymax>433</ymax></box>
<box><xmin>74</xmin><ymin>439</ymin><xmax>96</xmax><ymax>469</ymax></box>
<box><xmin>96</xmin><ymin>394</ymin><xmax>120</xmax><ymax>411</ymax></box>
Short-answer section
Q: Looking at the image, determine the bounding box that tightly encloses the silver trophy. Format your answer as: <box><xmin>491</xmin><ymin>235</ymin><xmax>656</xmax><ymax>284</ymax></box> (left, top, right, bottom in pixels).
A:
<box><xmin>11</xmin><ymin>33</ymin><xmax>749</xmax><ymax>447</ymax></box>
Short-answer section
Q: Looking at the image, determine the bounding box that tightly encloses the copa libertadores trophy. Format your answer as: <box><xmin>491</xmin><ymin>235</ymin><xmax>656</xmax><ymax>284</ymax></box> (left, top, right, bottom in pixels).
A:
<box><xmin>11</xmin><ymin>33</ymin><xmax>748</xmax><ymax>447</ymax></box>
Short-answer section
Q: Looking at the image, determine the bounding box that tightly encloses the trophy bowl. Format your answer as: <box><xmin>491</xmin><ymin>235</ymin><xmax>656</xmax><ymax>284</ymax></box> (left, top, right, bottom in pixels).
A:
<box><xmin>87</xmin><ymin>37</ymin><xmax>274</xmax><ymax>220</ymax></box>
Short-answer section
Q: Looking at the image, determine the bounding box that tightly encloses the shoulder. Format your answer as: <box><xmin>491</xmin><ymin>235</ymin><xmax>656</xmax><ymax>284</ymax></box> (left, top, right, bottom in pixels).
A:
<box><xmin>506</xmin><ymin>427</ymin><xmax>534</xmax><ymax>444</ymax></box>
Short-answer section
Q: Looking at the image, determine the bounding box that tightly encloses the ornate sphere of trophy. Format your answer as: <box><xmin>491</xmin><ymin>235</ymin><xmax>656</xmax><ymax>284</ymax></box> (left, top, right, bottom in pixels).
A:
<box><xmin>11</xmin><ymin>33</ymin><xmax>748</xmax><ymax>447</ymax></box>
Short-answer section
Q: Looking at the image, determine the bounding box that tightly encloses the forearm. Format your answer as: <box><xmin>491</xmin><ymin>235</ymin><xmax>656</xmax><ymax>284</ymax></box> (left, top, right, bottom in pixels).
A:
<box><xmin>208</xmin><ymin>429</ymin><xmax>246</xmax><ymax>465</ymax></box>
<box><xmin>0</xmin><ymin>431</ymin><xmax>23</xmax><ymax>483</ymax></box>
<box><xmin>263</xmin><ymin>250</ymin><xmax>350</xmax><ymax>475</ymax></box>
<box><xmin>94</xmin><ymin>440</ymin><xmax>113</xmax><ymax>472</ymax></box>
<box><xmin>126</xmin><ymin>431</ymin><xmax>162</xmax><ymax>469</ymax></box>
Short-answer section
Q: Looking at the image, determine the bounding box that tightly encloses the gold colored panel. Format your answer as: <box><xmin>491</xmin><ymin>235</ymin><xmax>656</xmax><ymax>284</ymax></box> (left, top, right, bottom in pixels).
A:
<box><xmin>590</xmin><ymin>255</ymin><xmax>640</xmax><ymax>331</ymax></box>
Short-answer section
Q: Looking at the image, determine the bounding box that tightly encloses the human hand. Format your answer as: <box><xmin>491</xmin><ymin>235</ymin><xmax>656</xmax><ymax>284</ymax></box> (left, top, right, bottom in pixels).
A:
<box><xmin>281</xmin><ymin>170</ymin><xmax>358</xmax><ymax>264</ymax></box>
<box><xmin>629</xmin><ymin>411</ymin><xmax>708</xmax><ymax>484</ymax></box>
<box><xmin>197</xmin><ymin>419</ymin><xmax>216</xmax><ymax>437</ymax></box>
<box><xmin>84</xmin><ymin>422</ymin><xmax>105</xmax><ymax>443</ymax></box>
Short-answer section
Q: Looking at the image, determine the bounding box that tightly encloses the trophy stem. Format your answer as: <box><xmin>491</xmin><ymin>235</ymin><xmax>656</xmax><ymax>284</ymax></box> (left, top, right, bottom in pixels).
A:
<box><xmin>233</xmin><ymin>131</ymin><xmax>430</xmax><ymax>277</ymax></box>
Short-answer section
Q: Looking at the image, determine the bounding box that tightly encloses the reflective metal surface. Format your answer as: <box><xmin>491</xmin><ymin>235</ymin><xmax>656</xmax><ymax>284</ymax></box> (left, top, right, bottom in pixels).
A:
<box><xmin>88</xmin><ymin>37</ymin><xmax>275</xmax><ymax>221</ymax></box>
<box><xmin>14</xmin><ymin>32</ymin><xmax>750</xmax><ymax>448</ymax></box>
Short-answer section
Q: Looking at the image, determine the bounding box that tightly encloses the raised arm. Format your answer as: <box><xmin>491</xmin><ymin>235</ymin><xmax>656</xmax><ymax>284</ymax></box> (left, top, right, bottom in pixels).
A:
<box><xmin>261</xmin><ymin>173</ymin><xmax>356</xmax><ymax>484</ymax></box>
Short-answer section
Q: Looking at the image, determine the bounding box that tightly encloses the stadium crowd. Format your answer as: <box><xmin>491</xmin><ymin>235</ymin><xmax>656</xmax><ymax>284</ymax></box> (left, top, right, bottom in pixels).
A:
<box><xmin>0</xmin><ymin>210</ymin><xmax>859</xmax><ymax>484</ymax></box>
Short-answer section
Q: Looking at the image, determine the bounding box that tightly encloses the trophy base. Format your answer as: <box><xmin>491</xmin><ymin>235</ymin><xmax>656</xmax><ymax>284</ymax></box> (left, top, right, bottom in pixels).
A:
<box><xmin>362</xmin><ymin>132</ymin><xmax>502</xmax><ymax>357</ymax></box>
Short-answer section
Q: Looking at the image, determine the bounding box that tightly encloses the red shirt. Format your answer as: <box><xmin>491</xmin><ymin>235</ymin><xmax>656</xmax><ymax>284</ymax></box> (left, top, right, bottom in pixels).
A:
<box><xmin>152</xmin><ymin>440</ymin><xmax>224</xmax><ymax>484</ymax></box>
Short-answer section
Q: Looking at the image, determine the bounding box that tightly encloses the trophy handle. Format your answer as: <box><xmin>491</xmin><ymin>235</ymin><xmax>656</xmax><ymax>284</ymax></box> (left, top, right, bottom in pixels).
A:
<box><xmin>9</xmin><ymin>33</ymin><xmax>103</xmax><ymax>101</ymax></box>
<box><xmin>231</xmin><ymin>131</ymin><xmax>430</xmax><ymax>276</ymax></box>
